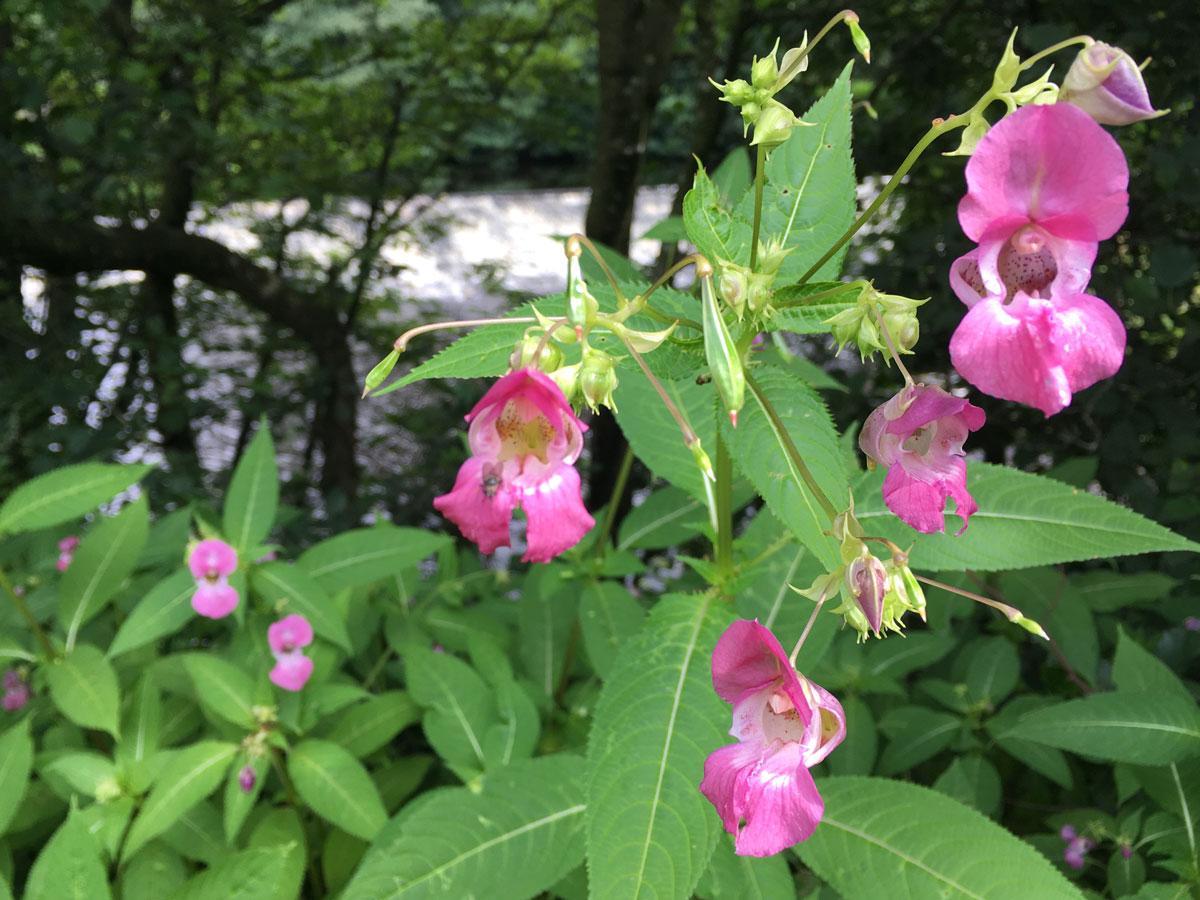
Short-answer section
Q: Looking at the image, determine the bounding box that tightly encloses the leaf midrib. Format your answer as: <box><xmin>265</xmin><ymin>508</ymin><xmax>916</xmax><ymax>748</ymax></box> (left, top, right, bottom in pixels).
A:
<box><xmin>0</xmin><ymin>466</ymin><xmax>142</xmax><ymax>533</ymax></box>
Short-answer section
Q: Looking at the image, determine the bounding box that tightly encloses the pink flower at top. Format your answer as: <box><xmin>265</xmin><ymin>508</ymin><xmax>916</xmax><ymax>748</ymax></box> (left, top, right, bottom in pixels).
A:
<box><xmin>188</xmin><ymin>539</ymin><xmax>240</xmax><ymax>619</ymax></box>
<box><xmin>859</xmin><ymin>384</ymin><xmax>985</xmax><ymax>535</ymax></box>
<box><xmin>268</xmin><ymin>613</ymin><xmax>314</xmax><ymax>692</ymax></box>
<box><xmin>1061</xmin><ymin>42</ymin><xmax>1166</xmax><ymax>127</ymax></box>
<box><xmin>948</xmin><ymin>103</ymin><xmax>1129</xmax><ymax>416</ymax></box>
<box><xmin>433</xmin><ymin>368</ymin><xmax>595</xmax><ymax>563</ymax></box>
<box><xmin>55</xmin><ymin>535</ymin><xmax>79</xmax><ymax>573</ymax></box>
<box><xmin>700</xmin><ymin>620</ymin><xmax>845</xmax><ymax>857</ymax></box>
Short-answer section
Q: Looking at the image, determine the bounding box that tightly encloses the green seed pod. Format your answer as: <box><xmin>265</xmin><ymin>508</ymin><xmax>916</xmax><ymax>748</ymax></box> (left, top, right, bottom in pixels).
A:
<box><xmin>700</xmin><ymin>274</ymin><xmax>745</xmax><ymax>426</ymax></box>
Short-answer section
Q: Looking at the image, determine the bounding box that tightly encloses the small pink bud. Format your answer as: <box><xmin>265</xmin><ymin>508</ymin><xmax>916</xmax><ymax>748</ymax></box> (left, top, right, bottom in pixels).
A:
<box><xmin>1185</xmin><ymin>616</ymin><xmax>1200</xmax><ymax>632</ymax></box>
<box><xmin>1120</xmin><ymin>844</ymin><xmax>1133</xmax><ymax>860</ymax></box>
<box><xmin>846</xmin><ymin>552</ymin><xmax>888</xmax><ymax>636</ymax></box>
<box><xmin>1064</xmin><ymin>849</ymin><xmax>1085</xmax><ymax>870</ymax></box>
<box><xmin>1060</xmin><ymin>824</ymin><xmax>1077</xmax><ymax>842</ymax></box>
<box><xmin>1061</xmin><ymin>41</ymin><xmax>1166</xmax><ymax>126</ymax></box>
<box><xmin>238</xmin><ymin>764</ymin><xmax>257</xmax><ymax>793</ymax></box>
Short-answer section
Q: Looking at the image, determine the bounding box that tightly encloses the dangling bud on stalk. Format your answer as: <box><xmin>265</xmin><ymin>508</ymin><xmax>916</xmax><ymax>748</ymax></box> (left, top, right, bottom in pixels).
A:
<box><xmin>700</xmin><ymin>268</ymin><xmax>745</xmax><ymax>427</ymax></box>
<box><xmin>362</xmin><ymin>349</ymin><xmax>400</xmax><ymax>398</ymax></box>
<box><xmin>565</xmin><ymin>237</ymin><xmax>598</xmax><ymax>337</ymax></box>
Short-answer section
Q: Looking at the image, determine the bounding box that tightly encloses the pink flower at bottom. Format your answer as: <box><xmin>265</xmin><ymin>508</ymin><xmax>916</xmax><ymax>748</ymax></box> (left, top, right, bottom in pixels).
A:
<box><xmin>2</xmin><ymin>670</ymin><xmax>29</xmax><ymax>712</ymax></box>
<box><xmin>188</xmin><ymin>538</ymin><xmax>240</xmax><ymax>619</ymax></box>
<box><xmin>433</xmin><ymin>369</ymin><xmax>594</xmax><ymax>563</ymax></box>
<box><xmin>56</xmin><ymin>535</ymin><xmax>79</xmax><ymax>573</ymax></box>
<box><xmin>699</xmin><ymin>620</ymin><xmax>846</xmax><ymax>857</ymax></box>
<box><xmin>268</xmin><ymin>614</ymin><xmax>314</xmax><ymax>692</ymax></box>
<box><xmin>859</xmin><ymin>384</ymin><xmax>985</xmax><ymax>535</ymax></box>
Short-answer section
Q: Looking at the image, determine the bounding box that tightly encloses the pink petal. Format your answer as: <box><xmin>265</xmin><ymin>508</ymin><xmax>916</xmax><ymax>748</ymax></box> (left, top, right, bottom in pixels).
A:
<box><xmin>733</xmin><ymin>742</ymin><xmax>825</xmax><ymax>857</ymax></box>
<box><xmin>188</xmin><ymin>539</ymin><xmax>239</xmax><ymax>580</ymax></box>
<box><xmin>882</xmin><ymin>459</ymin><xmax>974</xmax><ymax>535</ymax></box>
<box><xmin>516</xmin><ymin>463</ymin><xmax>594</xmax><ymax>563</ymax></box>
<box><xmin>798</xmin><ymin>677</ymin><xmax>847</xmax><ymax>767</ymax></box>
<box><xmin>958</xmin><ymin>104</ymin><xmax>1128</xmax><ymax>243</ymax></box>
<box><xmin>949</xmin><ymin>250</ymin><xmax>987</xmax><ymax>307</ymax></box>
<box><xmin>700</xmin><ymin>739</ymin><xmax>764</xmax><ymax>837</ymax></box>
<box><xmin>58</xmin><ymin>536</ymin><xmax>80</xmax><ymax>553</ymax></box>
<box><xmin>191</xmin><ymin>582</ymin><xmax>240</xmax><ymax>619</ymax></box>
<box><xmin>710</xmin><ymin>620</ymin><xmax>811</xmax><ymax>725</ymax></box>
<box><xmin>268</xmin><ymin>613</ymin><xmax>314</xmax><ymax>652</ymax></box>
<box><xmin>886</xmin><ymin>386</ymin><xmax>984</xmax><ymax>437</ymax></box>
<box><xmin>270</xmin><ymin>651</ymin><xmax>314</xmax><ymax>692</ymax></box>
<box><xmin>950</xmin><ymin>293</ymin><xmax>1124</xmax><ymax>417</ymax></box>
<box><xmin>433</xmin><ymin>456</ymin><xmax>516</xmax><ymax>555</ymax></box>
<box><xmin>465</xmin><ymin>369</ymin><xmax>587</xmax><ymax>439</ymax></box>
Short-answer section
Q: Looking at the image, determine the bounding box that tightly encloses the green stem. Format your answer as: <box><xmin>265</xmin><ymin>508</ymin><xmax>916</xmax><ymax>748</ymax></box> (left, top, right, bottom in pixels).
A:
<box><xmin>569</xmin><ymin>233</ymin><xmax>627</xmax><ymax>303</ymax></box>
<box><xmin>714</xmin><ymin>434</ymin><xmax>734</xmax><ymax>574</ymax></box>
<box><xmin>0</xmin><ymin>568</ymin><xmax>55</xmax><ymax>660</ymax></box>
<box><xmin>594</xmin><ymin>444</ymin><xmax>635</xmax><ymax>558</ymax></box>
<box><xmin>749</xmin><ymin>144</ymin><xmax>767</xmax><ymax>271</ymax></box>
<box><xmin>744</xmin><ymin>370</ymin><xmax>839</xmax><ymax>521</ymax></box>
<box><xmin>776</xmin><ymin>9</ymin><xmax>861</xmax><ymax>84</ymax></box>
<box><xmin>797</xmin><ymin>115</ymin><xmax>966</xmax><ymax>285</ymax></box>
<box><xmin>1019</xmin><ymin>35</ymin><xmax>1091</xmax><ymax>72</ymax></box>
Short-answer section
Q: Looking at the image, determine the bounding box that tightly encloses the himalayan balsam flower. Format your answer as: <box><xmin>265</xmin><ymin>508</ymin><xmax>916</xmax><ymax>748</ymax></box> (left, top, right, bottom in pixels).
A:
<box><xmin>188</xmin><ymin>539</ymin><xmax>239</xmax><ymax>619</ymax></box>
<box><xmin>948</xmin><ymin>103</ymin><xmax>1129</xmax><ymax>416</ymax></box>
<box><xmin>859</xmin><ymin>384</ymin><xmax>985</xmax><ymax>535</ymax></box>
<box><xmin>238</xmin><ymin>764</ymin><xmax>257</xmax><ymax>793</ymax></box>
<box><xmin>268</xmin><ymin>614</ymin><xmax>314</xmax><ymax>692</ymax></box>
<box><xmin>2</xmin><ymin>670</ymin><xmax>29</xmax><ymax>712</ymax></box>
<box><xmin>1184</xmin><ymin>616</ymin><xmax>1200</xmax><ymax>632</ymax></box>
<box><xmin>55</xmin><ymin>535</ymin><xmax>79</xmax><ymax>573</ymax></box>
<box><xmin>433</xmin><ymin>369</ymin><xmax>594</xmax><ymax>563</ymax></box>
<box><xmin>700</xmin><ymin>620</ymin><xmax>846</xmax><ymax>857</ymax></box>
<box><xmin>1061</xmin><ymin>42</ymin><xmax>1166</xmax><ymax>126</ymax></box>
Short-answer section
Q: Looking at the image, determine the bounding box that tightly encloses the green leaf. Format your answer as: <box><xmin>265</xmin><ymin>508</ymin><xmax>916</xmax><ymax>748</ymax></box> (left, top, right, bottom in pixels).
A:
<box><xmin>641</xmin><ymin>215</ymin><xmax>688</xmax><ymax>243</ymax></box>
<box><xmin>224</xmin><ymin>754</ymin><xmax>267</xmax><ymax>845</ymax></box>
<box><xmin>964</xmin><ymin>637</ymin><xmax>1020</xmax><ymax>705</ymax></box>
<box><xmin>182</xmin><ymin>654</ymin><xmax>257</xmax><ymax>729</ymax></box>
<box><xmin>119</xmin><ymin>843</ymin><xmax>187</xmax><ymax>900</ymax></box>
<box><xmin>725</xmin><ymin>367</ymin><xmax>846</xmax><ymax>567</ymax></box>
<box><xmin>933</xmin><ymin>755</ymin><xmax>1002</xmax><ymax>817</ymax></box>
<box><xmin>222</xmin><ymin>423</ymin><xmax>279</xmax><ymax>552</ymax></box>
<box><xmin>997</xmin><ymin>568</ymin><xmax>1098</xmax><ymax>684</ymax></box>
<box><xmin>122</xmin><ymin>741</ymin><xmax>238</xmax><ymax>860</ymax></box>
<box><xmin>987</xmin><ymin>697</ymin><xmax>1073</xmax><ymax>789</ymax></box>
<box><xmin>578</xmin><ymin>580</ymin><xmax>645</xmax><ymax>679</ymax></box>
<box><xmin>616</xmin><ymin>486</ymin><xmax>707</xmax><ymax>551</ymax></box>
<box><xmin>1073</xmin><ymin>571</ymin><xmax>1177</xmax><ymax>612</ymax></box>
<box><xmin>764</xmin><ymin>283</ymin><xmax>859</xmax><ymax>334</ymax></box>
<box><xmin>343</xmin><ymin>755</ymin><xmax>585</xmax><ymax>900</ymax></box>
<box><xmin>59</xmin><ymin>495</ymin><xmax>149</xmax><ymax>649</ymax></box>
<box><xmin>683</xmin><ymin>165</ymin><xmax>752</xmax><ymax>268</ymax></box>
<box><xmin>878</xmin><ymin>706</ymin><xmax>962</xmax><ymax>774</ymax></box>
<box><xmin>373</xmin><ymin>301</ymin><xmax>554</xmax><ymax>396</ymax></box>
<box><xmin>797</xmin><ymin>776</ymin><xmax>1084</xmax><ymax>899</ymax></box>
<box><xmin>712</xmin><ymin>147</ymin><xmax>752</xmax><ymax>204</ymax></box>
<box><xmin>42</xmin><ymin>751</ymin><xmax>116</xmax><ymax>798</ymax></box>
<box><xmin>827</xmin><ymin>696</ymin><xmax>878</xmax><ymax>776</ymax></box>
<box><xmin>751</xmin><ymin>62</ymin><xmax>856</xmax><ymax>283</ymax></box>
<box><xmin>252</xmin><ymin>562</ymin><xmax>351</xmax><ymax>652</ymax></box>
<box><xmin>1004</xmin><ymin>692</ymin><xmax>1200</xmax><ymax>765</ymax></box>
<box><xmin>169</xmin><ymin>845</ymin><xmax>296</xmax><ymax>900</ymax></box>
<box><xmin>405</xmin><ymin>646</ymin><xmax>495</xmax><ymax>772</ymax></box>
<box><xmin>47</xmin><ymin>644</ymin><xmax>121</xmax><ymax>737</ymax></box>
<box><xmin>517</xmin><ymin>568</ymin><xmax>577</xmax><ymax>699</ymax></box>
<box><xmin>853</xmin><ymin>463</ymin><xmax>1200</xmax><ymax>571</ymax></box>
<box><xmin>297</xmin><ymin>526</ymin><xmax>449</xmax><ymax>593</ymax></box>
<box><xmin>246</xmin><ymin>807</ymin><xmax>307</xmax><ymax>900</ymax></box>
<box><xmin>482</xmin><ymin>679</ymin><xmax>540</xmax><ymax>769</ymax></box>
<box><xmin>697</xmin><ymin>832</ymin><xmax>794</xmax><ymax>900</ymax></box>
<box><xmin>24</xmin><ymin>809</ymin><xmax>112</xmax><ymax>900</ymax></box>
<box><xmin>614</xmin><ymin>372</ymin><xmax>716</xmax><ymax>502</ymax></box>
<box><xmin>288</xmin><ymin>739</ymin><xmax>387</xmax><ymax>841</ymax></box>
<box><xmin>0</xmin><ymin>721</ymin><xmax>32</xmax><ymax>835</ymax></box>
<box><xmin>586</xmin><ymin>593</ymin><xmax>733</xmax><ymax>900</ymax></box>
<box><xmin>108</xmin><ymin>569</ymin><xmax>196</xmax><ymax>657</ymax></box>
<box><xmin>1113</xmin><ymin>626</ymin><xmax>1192</xmax><ymax>702</ymax></box>
<box><xmin>0</xmin><ymin>462</ymin><xmax>150</xmax><ymax>536</ymax></box>
<box><xmin>317</xmin><ymin>691</ymin><xmax>419</xmax><ymax>758</ymax></box>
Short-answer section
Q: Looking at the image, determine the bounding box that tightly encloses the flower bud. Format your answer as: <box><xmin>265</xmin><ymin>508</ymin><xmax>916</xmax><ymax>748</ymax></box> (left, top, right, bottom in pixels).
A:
<box><xmin>750</xmin><ymin>102</ymin><xmax>801</xmax><ymax>149</ymax></box>
<box><xmin>883</xmin><ymin>309</ymin><xmax>919</xmax><ymax>352</ymax></box>
<box><xmin>750</xmin><ymin>51</ymin><xmax>779</xmax><ymax>90</ymax></box>
<box><xmin>548</xmin><ymin>363</ymin><xmax>580</xmax><ymax>403</ymax></box>
<box><xmin>882</xmin><ymin>556</ymin><xmax>926</xmax><ymax>632</ymax></box>
<box><xmin>845</xmin><ymin>550</ymin><xmax>887</xmax><ymax>636</ymax></box>
<box><xmin>363</xmin><ymin>349</ymin><xmax>399</xmax><ymax>398</ymax></box>
<box><xmin>1061</xmin><ymin>41</ymin><xmax>1167</xmax><ymax>126</ymax></box>
<box><xmin>844</xmin><ymin>13</ymin><xmax>871</xmax><ymax>64</ymax></box>
<box><xmin>712</xmin><ymin>77</ymin><xmax>755</xmax><ymax>107</ymax></box>
<box><xmin>579</xmin><ymin>350</ymin><xmax>619</xmax><ymax>413</ymax></box>
<box><xmin>95</xmin><ymin>776</ymin><xmax>123</xmax><ymax>803</ymax></box>
<box><xmin>718</xmin><ymin>268</ymin><xmax>748</xmax><ymax>319</ymax></box>
<box><xmin>991</xmin><ymin>30</ymin><xmax>1021</xmax><ymax>94</ymax></box>
<box><xmin>755</xmin><ymin>239</ymin><xmax>791</xmax><ymax>277</ymax></box>
<box><xmin>509</xmin><ymin>333</ymin><xmax>563</xmax><ymax>373</ymax></box>
<box><xmin>238</xmin><ymin>764</ymin><xmax>257</xmax><ymax>794</ymax></box>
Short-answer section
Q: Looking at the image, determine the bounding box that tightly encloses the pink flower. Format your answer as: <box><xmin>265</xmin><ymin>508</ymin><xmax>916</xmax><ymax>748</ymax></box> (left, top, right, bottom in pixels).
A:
<box><xmin>1061</xmin><ymin>42</ymin><xmax>1166</xmax><ymax>127</ymax></box>
<box><xmin>859</xmin><ymin>384</ymin><xmax>985</xmax><ymax>535</ymax></box>
<box><xmin>1184</xmin><ymin>616</ymin><xmax>1200</xmax><ymax>633</ymax></box>
<box><xmin>238</xmin><ymin>764</ymin><xmax>257</xmax><ymax>793</ymax></box>
<box><xmin>268</xmin><ymin>613</ymin><xmax>314</xmax><ymax>692</ymax></box>
<box><xmin>2</xmin><ymin>670</ymin><xmax>29</xmax><ymax>712</ymax></box>
<box><xmin>55</xmin><ymin>535</ymin><xmax>79</xmax><ymax>573</ymax></box>
<box><xmin>948</xmin><ymin>104</ymin><xmax>1129</xmax><ymax>416</ymax></box>
<box><xmin>188</xmin><ymin>539</ymin><xmax>240</xmax><ymax>619</ymax></box>
<box><xmin>433</xmin><ymin>369</ymin><xmax>594</xmax><ymax>563</ymax></box>
<box><xmin>700</xmin><ymin>620</ymin><xmax>845</xmax><ymax>857</ymax></box>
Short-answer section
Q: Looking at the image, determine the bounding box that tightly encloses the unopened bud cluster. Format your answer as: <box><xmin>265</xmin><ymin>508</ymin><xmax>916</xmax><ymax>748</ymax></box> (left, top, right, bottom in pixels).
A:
<box><xmin>825</xmin><ymin>282</ymin><xmax>924</xmax><ymax>362</ymax></box>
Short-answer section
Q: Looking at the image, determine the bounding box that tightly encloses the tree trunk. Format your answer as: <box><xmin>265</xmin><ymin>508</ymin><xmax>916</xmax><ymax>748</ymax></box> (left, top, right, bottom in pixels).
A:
<box><xmin>583</xmin><ymin>0</ymin><xmax>685</xmax><ymax>253</ymax></box>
